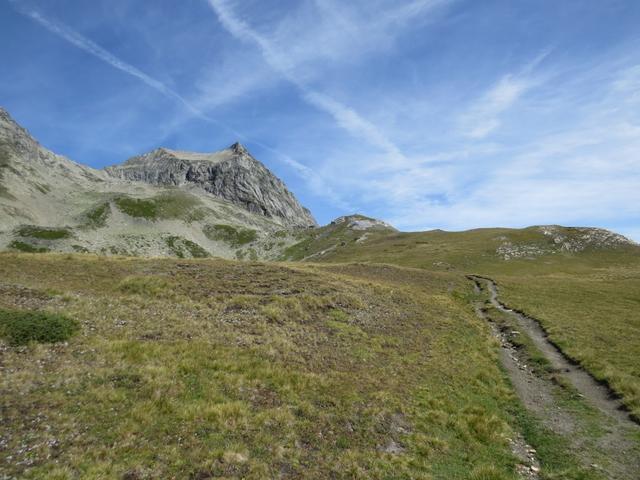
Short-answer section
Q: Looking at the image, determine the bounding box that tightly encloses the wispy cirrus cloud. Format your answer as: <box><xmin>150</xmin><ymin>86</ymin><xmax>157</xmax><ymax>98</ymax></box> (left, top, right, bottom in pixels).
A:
<box><xmin>8</xmin><ymin>0</ymin><xmax>232</xmax><ymax>128</ymax></box>
<box><xmin>460</xmin><ymin>74</ymin><xmax>533</xmax><ymax>139</ymax></box>
<box><xmin>8</xmin><ymin>0</ymin><xmax>348</xmax><ymax>205</ymax></box>
<box><xmin>459</xmin><ymin>51</ymin><xmax>550</xmax><ymax>139</ymax></box>
<box><xmin>206</xmin><ymin>0</ymin><xmax>411</xmax><ymax>164</ymax></box>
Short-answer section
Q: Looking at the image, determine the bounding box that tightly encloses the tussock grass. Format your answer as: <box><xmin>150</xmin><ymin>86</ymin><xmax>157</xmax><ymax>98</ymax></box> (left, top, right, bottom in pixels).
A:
<box><xmin>0</xmin><ymin>253</ymin><xmax>527</xmax><ymax>479</ymax></box>
<box><xmin>117</xmin><ymin>275</ymin><xmax>171</xmax><ymax>297</ymax></box>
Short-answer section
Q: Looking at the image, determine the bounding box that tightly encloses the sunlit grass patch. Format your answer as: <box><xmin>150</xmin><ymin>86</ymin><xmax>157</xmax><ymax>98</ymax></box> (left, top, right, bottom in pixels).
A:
<box><xmin>117</xmin><ymin>275</ymin><xmax>171</xmax><ymax>297</ymax></box>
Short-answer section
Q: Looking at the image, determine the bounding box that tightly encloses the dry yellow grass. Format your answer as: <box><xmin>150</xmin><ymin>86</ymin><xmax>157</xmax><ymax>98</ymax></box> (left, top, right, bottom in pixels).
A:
<box><xmin>0</xmin><ymin>253</ymin><xmax>529</xmax><ymax>479</ymax></box>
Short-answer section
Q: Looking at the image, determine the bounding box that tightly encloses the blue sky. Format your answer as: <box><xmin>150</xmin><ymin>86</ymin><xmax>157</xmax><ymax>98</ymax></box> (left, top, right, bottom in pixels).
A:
<box><xmin>1</xmin><ymin>0</ymin><xmax>639</xmax><ymax>239</ymax></box>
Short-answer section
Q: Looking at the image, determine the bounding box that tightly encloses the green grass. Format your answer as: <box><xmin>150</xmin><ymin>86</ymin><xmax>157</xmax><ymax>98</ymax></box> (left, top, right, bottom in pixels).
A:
<box><xmin>8</xmin><ymin>240</ymin><xmax>50</xmax><ymax>253</ymax></box>
<box><xmin>510</xmin><ymin>405</ymin><xmax>603</xmax><ymax>480</ymax></box>
<box><xmin>0</xmin><ymin>309</ymin><xmax>79</xmax><ymax>345</ymax></box>
<box><xmin>204</xmin><ymin>224</ymin><xmax>258</xmax><ymax>246</ymax></box>
<box><xmin>303</xmin><ymin>224</ymin><xmax>640</xmax><ymax>419</ymax></box>
<box><xmin>83</xmin><ymin>202</ymin><xmax>111</xmax><ymax>228</ymax></box>
<box><xmin>164</xmin><ymin>235</ymin><xmax>210</xmax><ymax>258</ymax></box>
<box><xmin>1</xmin><ymin>224</ymin><xmax>638</xmax><ymax>477</ymax></box>
<box><xmin>484</xmin><ymin>304</ymin><xmax>553</xmax><ymax>376</ymax></box>
<box><xmin>0</xmin><ymin>253</ymin><xmax>531</xmax><ymax>479</ymax></box>
<box><xmin>114</xmin><ymin>196</ymin><xmax>158</xmax><ymax>219</ymax></box>
<box><xmin>493</xmin><ymin>269</ymin><xmax>640</xmax><ymax>419</ymax></box>
<box><xmin>17</xmin><ymin>226</ymin><xmax>72</xmax><ymax>240</ymax></box>
<box><xmin>114</xmin><ymin>192</ymin><xmax>207</xmax><ymax>222</ymax></box>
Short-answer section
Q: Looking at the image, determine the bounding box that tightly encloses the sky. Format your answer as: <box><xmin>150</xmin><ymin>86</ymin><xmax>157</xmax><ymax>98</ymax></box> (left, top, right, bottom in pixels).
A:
<box><xmin>1</xmin><ymin>0</ymin><xmax>639</xmax><ymax>240</ymax></box>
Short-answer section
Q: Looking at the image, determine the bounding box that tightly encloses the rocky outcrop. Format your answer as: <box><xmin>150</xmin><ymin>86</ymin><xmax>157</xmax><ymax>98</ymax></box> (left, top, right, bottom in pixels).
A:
<box><xmin>331</xmin><ymin>214</ymin><xmax>396</xmax><ymax>231</ymax></box>
<box><xmin>106</xmin><ymin>143</ymin><xmax>316</xmax><ymax>228</ymax></box>
<box><xmin>495</xmin><ymin>225</ymin><xmax>637</xmax><ymax>260</ymax></box>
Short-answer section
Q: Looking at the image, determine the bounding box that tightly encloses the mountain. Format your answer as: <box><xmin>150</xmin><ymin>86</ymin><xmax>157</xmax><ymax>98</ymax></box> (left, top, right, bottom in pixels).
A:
<box><xmin>106</xmin><ymin>143</ymin><xmax>315</xmax><ymax>228</ymax></box>
<box><xmin>2</xmin><ymin>106</ymin><xmax>636</xmax><ymax>262</ymax></box>
<box><xmin>0</xmin><ymin>107</ymin><xmax>315</xmax><ymax>258</ymax></box>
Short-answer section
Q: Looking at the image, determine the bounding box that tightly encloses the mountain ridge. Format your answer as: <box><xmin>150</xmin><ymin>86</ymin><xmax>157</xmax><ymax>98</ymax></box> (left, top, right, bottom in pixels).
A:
<box><xmin>0</xmin><ymin>107</ymin><xmax>316</xmax><ymax>258</ymax></box>
<box><xmin>1</xmin><ymin>106</ymin><xmax>636</xmax><ymax>261</ymax></box>
<box><xmin>106</xmin><ymin>142</ymin><xmax>316</xmax><ymax>228</ymax></box>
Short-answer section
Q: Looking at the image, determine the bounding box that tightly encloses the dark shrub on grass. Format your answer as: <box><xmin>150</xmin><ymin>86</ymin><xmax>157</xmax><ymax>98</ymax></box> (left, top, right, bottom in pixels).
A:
<box><xmin>8</xmin><ymin>241</ymin><xmax>50</xmax><ymax>253</ymax></box>
<box><xmin>0</xmin><ymin>309</ymin><xmax>79</xmax><ymax>345</ymax></box>
<box><xmin>17</xmin><ymin>226</ymin><xmax>72</xmax><ymax>239</ymax></box>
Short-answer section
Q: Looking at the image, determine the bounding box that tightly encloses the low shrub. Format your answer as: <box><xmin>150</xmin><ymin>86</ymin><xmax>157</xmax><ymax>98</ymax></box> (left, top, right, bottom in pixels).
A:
<box><xmin>0</xmin><ymin>309</ymin><xmax>79</xmax><ymax>345</ymax></box>
<box><xmin>204</xmin><ymin>224</ymin><xmax>257</xmax><ymax>246</ymax></box>
<box><xmin>17</xmin><ymin>226</ymin><xmax>71</xmax><ymax>240</ymax></box>
<box><xmin>8</xmin><ymin>241</ymin><xmax>49</xmax><ymax>253</ymax></box>
<box><xmin>114</xmin><ymin>197</ymin><xmax>158</xmax><ymax>219</ymax></box>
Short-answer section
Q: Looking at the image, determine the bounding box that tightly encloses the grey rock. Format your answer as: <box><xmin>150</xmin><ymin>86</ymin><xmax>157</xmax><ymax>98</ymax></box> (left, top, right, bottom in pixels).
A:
<box><xmin>106</xmin><ymin>143</ymin><xmax>316</xmax><ymax>228</ymax></box>
<box><xmin>0</xmin><ymin>106</ymin><xmax>311</xmax><ymax>259</ymax></box>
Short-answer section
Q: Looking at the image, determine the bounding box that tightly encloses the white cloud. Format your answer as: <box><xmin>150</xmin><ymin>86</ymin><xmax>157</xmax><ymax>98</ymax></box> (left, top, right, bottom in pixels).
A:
<box><xmin>10</xmin><ymin>1</ymin><xmax>345</xmax><ymax>208</ymax></box>
<box><xmin>460</xmin><ymin>74</ymin><xmax>533</xmax><ymax>139</ymax></box>
<box><xmin>206</xmin><ymin>0</ymin><xmax>411</xmax><ymax>164</ymax></box>
<box><xmin>10</xmin><ymin>2</ymin><xmax>235</xmax><ymax>130</ymax></box>
<box><xmin>459</xmin><ymin>51</ymin><xmax>550</xmax><ymax>139</ymax></box>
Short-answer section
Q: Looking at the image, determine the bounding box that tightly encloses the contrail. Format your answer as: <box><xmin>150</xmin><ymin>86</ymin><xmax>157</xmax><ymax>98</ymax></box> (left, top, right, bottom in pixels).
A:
<box><xmin>206</xmin><ymin>0</ymin><xmax>408</xmax><ymax>165</ymax></box>
<box><xmin>8</xmin><ymin>0</ymin><xmax>341</xmax><ymax>202</ymax></box>
<box><xmin>10</xmin><ymin>1</ymin><xmax>228</xmax><ymax>129</ymax></box>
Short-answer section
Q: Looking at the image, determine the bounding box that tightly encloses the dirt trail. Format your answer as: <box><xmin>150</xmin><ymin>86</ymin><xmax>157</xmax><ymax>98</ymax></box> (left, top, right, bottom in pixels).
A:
<box><xmin>468</xmin><ymin>275</ymin><xmax>640</xmax><ymax>480</ymax></box>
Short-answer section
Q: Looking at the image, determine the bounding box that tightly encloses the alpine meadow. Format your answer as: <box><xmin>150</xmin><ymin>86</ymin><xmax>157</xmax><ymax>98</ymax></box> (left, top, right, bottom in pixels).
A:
<box><xmin>1</xmin><ymin>1</ymin><xmax>639</xmax><ymax>479</ymax></box>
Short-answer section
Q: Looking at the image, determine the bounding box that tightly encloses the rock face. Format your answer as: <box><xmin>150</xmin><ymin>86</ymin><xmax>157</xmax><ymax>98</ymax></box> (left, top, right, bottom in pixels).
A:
<box><xmin>331</xmin><ymin>214</ymin><xmax>397</xmax><ymax>231</ymax></box>
<box><xmin>106</xmin><ymin>143</ymin><xmax>316</xmax><ymax>228</ymax></box>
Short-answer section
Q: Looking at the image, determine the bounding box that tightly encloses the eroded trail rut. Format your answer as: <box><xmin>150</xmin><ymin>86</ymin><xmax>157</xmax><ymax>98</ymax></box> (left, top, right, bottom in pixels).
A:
<box><xmin>468</xmin><ymin>275</ymin><xmax>640</xmax><ymax>480</ymax></box>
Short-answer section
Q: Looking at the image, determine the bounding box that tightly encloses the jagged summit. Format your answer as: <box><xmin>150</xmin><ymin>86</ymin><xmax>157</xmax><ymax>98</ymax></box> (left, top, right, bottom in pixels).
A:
<box><xmin>106</xmin><ymin>142</ymin><xmax>316</xmax><ymax>228</ymax></box>
<box><xmin>331</xmin><ymin>214</ymin><xmax>397</xmax><ymax>231</ymax></box>
<box><xmin>230</xmin><ymin>141</ymin><xmax>248</xmax><ymax>155</ymax></box>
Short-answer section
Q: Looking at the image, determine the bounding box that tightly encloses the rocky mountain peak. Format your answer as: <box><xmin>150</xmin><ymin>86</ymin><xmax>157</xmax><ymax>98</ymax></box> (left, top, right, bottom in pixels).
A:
<box><xmin>106</xmin><ymin>143</ymin><xmax>316</xmax><ymax>228</ymax></box>
<box><xmin>230</xmin><ymin>142</ymin><xmax>248</xmax><ymax>155</ymax></box>
<box><xmin>331</xmin><ymin>214</ymin><xmax>397</xmax><ymax>231</ymax></box>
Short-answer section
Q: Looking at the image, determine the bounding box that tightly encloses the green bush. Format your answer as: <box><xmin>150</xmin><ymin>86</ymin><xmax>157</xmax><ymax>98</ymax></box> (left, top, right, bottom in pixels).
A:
<box><xmin>8</xmin><ymin>241</ymin><xmax>49</xmax><ymax>253</ymax></box>
<box><xmin>114</xmin><ymin>197</ymin><xmax>158</xmax><ymax>219</ymax></box>
<box><xmin>17</xmin><ymin>226</ymin><xmax>71</xmax><ymax>240</ymax></box>
<box><xmin>0</xmin><ymin>309</ymin><xmax>79</xmax><ymax>345</ymax></box>
<box><xmin>165</xmin><ymin>236</ymin><xmax>209</xmax><ymax>258</ymax></box>
<box><xmin>204</xmin><ymin>224</ymin><xmax>257</xmax><ymax>246</ymax></box>
<box><xmin>84</xmin><ymin>202</ymin><xmax>111</xmax><ymax>227</ymax></box>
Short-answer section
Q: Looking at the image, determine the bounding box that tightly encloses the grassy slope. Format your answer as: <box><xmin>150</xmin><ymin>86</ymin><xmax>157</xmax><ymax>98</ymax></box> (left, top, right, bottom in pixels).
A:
<box><xmin>1</xmin><ymin>253</ymin><xmax>529</xmax><ymax>479</ymax></box>
<box><xmin>305</xmin><ymin>226</ymin><xmax>640</xmax><ymax>419</ymax></box>
<box><xmin>490</xmin><ymin>260</ymin><xmax>640</xmax><ymax>418</ymax></box>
